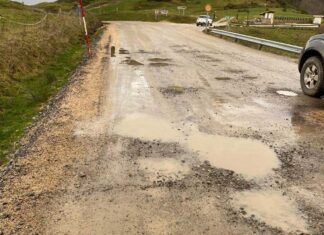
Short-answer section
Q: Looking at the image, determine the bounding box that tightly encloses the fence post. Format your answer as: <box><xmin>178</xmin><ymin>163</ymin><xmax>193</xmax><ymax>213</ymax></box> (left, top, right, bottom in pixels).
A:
<box><xmin>79</xmin><ymin>0</ymin><xmax>91</xmax><ymax>57</ymax></box>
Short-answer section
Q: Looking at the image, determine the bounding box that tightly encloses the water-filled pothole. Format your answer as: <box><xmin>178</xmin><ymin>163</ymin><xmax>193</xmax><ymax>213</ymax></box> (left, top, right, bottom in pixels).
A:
<box><xmin>114</xmin><ymin>113</ymin><xmax>280</xmax><ymax>179</ymax></box>
<box><xmin>232</xmin><ymin>190</ymin><xmax>308</xmax><ymax>233</ymax></box>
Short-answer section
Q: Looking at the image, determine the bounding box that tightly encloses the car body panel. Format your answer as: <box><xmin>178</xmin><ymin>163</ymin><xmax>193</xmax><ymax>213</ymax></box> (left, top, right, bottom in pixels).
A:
<box><xmin>299</xmin><ymin>34</ymin><xmax>324</xmax><ymax>72</ymax></box>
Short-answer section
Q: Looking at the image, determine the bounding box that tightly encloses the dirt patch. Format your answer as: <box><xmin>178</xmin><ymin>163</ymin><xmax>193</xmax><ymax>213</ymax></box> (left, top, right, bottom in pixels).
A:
<box><xmin>119</xmin><ymin>48</ymin><xmax>130</xmax><ymax>54</ymax></box>
<box><xmin>121</xmin><ymin>58</ymin><xmax>143</xmax><ymax>66</ymax></box>
<box><xmin>215</xmin><ymin>77</ymin><xmax>231</xmax><ymax>81</ymax></box>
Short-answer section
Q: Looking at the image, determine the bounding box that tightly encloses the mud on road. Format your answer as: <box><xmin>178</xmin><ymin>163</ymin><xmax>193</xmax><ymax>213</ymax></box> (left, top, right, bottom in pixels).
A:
<box><xmin>0</xmin><ymin>22</ymin><xmax>324</xmax><ymax>235</ymax></box>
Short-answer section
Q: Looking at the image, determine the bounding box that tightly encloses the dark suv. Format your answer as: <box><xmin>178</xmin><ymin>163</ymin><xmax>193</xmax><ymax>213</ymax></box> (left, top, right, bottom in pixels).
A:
<box><xmin>299</xmin><ymin>34</ymin><xmax>324</xmax><ymax>97</ymax></box>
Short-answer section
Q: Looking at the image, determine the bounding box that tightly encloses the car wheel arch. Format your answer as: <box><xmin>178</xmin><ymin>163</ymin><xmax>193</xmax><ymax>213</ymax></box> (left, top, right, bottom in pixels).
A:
<box><xmin>299</xmin><ymin>50</ymin><xmax>324</xmax><ymax>72</ymax></box>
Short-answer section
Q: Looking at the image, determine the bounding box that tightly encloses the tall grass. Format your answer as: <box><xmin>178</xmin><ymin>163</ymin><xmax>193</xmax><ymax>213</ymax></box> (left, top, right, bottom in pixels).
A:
<box><xmin>0</xmin><ymin>12</ymin><xmax>101</xmax><ymax>164</ymax></box>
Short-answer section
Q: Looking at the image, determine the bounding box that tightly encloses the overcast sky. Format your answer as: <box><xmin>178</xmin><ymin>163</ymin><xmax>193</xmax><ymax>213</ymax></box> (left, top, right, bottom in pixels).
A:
<box><xmin>12</xmin><ymin>0</ymin><xmax>57</xmax><ymax>5</ymax></box>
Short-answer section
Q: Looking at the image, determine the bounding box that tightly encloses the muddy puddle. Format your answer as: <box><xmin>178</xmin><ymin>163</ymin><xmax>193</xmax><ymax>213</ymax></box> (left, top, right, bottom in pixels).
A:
<box><xmin>113</xmin><ymin>113</ymin><xmax>182</xmax><ymax>142</ymax></box>
<box><xmin>232</xmin><ymin>190</ymin><xmax>308</xmax><ymax>233</ymax></box>
<box><xmin>114</xmin><ymin>113</ymin><xmax>280</xmax><ymax>179</ymax></box>
<box><xmin>186</xmin><ymin>132</ymin><xmax>279</xmax><ymax>179</ymax></box>
<box><xmin>138</xmin><ymin>158</ymin><xmax>190</xmax><ymax>182</ymax></box>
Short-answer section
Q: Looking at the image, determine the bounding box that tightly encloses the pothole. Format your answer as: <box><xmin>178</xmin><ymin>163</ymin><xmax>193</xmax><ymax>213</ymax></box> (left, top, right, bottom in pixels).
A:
<box><xmin>119</xmin><ymin>48</ymin><xmax>130</xmax><ymax>54</ymax></box>
<box><xmin>232</xmin><ymin>190</ymin><xmax>308</xmax><ymax>233</ymax></box>
<box><xmin>114</xmin><ymin>113</ymin><xmax>182</xmax><ymax>143</ymax></box>
<box><xmin>121</xmin><ymin>58</ymin><xmax>144</xmax><ymax>66</ymax></box>
<box><xmin>243</xmin><ymin>76</ymin><xmax>258</xmax><ymax>80</ymax></box>
<box><xmin>215</xmin><ymin>77</ymin><xmax>231</xmax><ymax>81</ymax></box>
<box><xmin>224</xmin><ymin>68</ymin><xmax>246</xmax><ymax>74</ymax></box>
<box><xmin>149</xmin><ymin>62</ymin><xmax>173</xmax><ymax>67</ymax></box>
<box><xmin>136</xmin><ymin>49</ymin><xmax>158</xmax><ymax>54</ymax></box>
<box><xmin>159</xmin><ymin>86</ymin><xmax>200</xmax><ymax>96</ymax></box>
<box><xmin>185</xmin><ymin>131</ymin><xmax>280</xmax><ymax>179</ymax></box>
<box><xmin>148</xmin><ymin>58</ymin><xmax>172</xmax><ymax>62</ymax></box>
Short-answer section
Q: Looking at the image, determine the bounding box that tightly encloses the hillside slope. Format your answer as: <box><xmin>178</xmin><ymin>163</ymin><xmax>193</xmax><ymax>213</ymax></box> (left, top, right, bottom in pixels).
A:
<box><xmin>297</xmin><ymin>0</ymin><xmax>324</xmax><ymax>14</ymax></box>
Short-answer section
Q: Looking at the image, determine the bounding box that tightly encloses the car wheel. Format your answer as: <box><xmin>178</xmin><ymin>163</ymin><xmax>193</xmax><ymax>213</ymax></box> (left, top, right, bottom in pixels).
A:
<box><xmin>300</xmin><ymin>56</ymin><xmax>324</xmax><ymax>97</ymax></box>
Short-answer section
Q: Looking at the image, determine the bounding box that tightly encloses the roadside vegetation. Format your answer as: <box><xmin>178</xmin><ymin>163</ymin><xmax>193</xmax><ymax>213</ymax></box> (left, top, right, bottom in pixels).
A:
<box><xmin>0</xmin><ymin>0</ymin><xmax>101</xmax><ymax>164</ymax></box>
<box><xmin>228</xmin><ymin>27</ymin><xmax>318</xmax><ymax>47</ymax></box>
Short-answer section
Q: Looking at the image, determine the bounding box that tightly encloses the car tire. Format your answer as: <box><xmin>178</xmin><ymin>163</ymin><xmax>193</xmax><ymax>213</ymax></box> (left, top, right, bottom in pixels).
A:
<box><xmin>300</xmin><ymin>56</ymin><xmax>324</xmax><ymax>97</ymax></box>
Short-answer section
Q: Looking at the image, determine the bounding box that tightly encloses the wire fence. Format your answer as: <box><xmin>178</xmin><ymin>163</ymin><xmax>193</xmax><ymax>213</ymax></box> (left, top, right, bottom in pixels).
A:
<box><xmin>0</xmin><ymin>14</ymin><xmax>48</xmax><ymax>26</ymax></box>
<box><xmin>0</xmin><ymin>10</ymin><xmax>100</xmax><ymax>82</ymax></box>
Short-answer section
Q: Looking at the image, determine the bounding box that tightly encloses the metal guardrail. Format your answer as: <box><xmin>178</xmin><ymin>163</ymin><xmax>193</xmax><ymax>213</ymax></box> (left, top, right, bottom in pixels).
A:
<box><xmin>207</xmin><ymin>28</ymin><xmax>303</xmax><ymax>54</ymax></box>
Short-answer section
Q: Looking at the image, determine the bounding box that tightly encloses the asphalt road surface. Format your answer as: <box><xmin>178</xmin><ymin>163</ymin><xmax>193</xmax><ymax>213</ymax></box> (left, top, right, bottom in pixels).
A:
<box><xmin>1</xmin><ymin>22</ymin><xmax>324</xmax><ymax>235</ymax></box>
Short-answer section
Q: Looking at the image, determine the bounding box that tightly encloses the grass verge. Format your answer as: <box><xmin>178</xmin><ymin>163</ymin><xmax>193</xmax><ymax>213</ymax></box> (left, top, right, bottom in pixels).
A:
<box><xmin>0</xmin><ymin>8</ymin><xmax>101</xmax><ymax>165</ymax></box>
<box><xmin>0</xmin><ymin>40</ymin><xmax>84</xmax><ymax>165</ymax></box>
